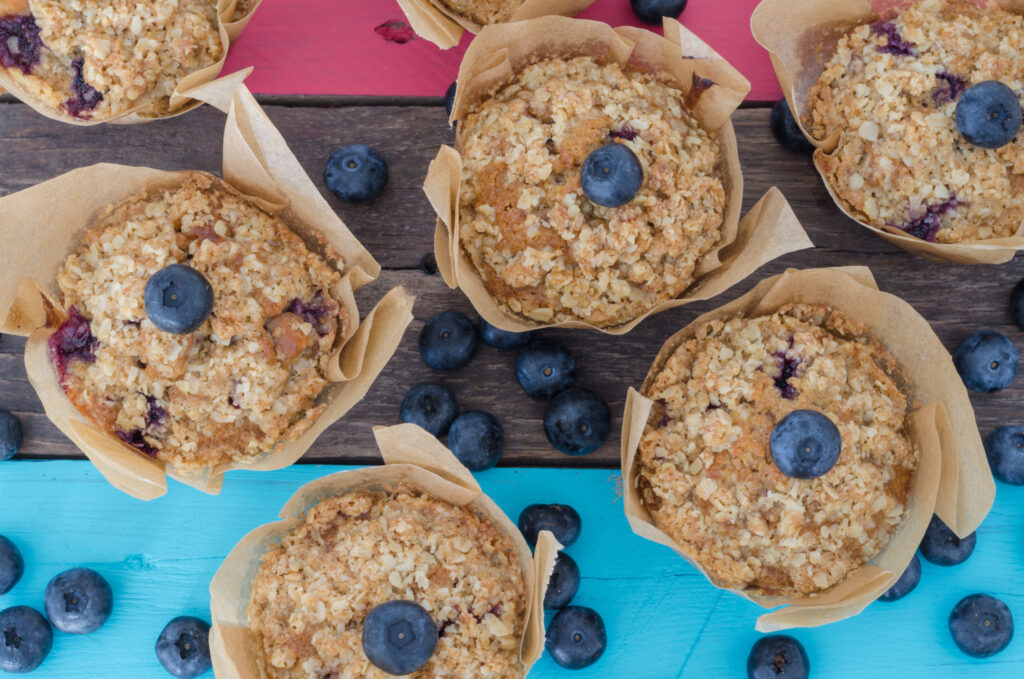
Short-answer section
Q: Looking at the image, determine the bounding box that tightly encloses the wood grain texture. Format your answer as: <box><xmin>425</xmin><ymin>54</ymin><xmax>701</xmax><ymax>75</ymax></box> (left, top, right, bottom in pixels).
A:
<box><xmin>2</xmin><ymin>102</ymin><xmax>1024</xmax><ymax>468</ymax></box>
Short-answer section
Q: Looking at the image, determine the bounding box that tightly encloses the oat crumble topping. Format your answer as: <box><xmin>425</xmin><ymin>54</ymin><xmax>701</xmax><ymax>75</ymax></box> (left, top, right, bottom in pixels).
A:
<box><xmin>436</xmin><ymin>0</ymin><xmax>525</xmax><ymax>25</ymax></box>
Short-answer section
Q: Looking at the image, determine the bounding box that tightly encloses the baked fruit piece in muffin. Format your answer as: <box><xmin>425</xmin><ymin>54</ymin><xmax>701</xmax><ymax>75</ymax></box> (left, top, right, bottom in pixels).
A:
<box><xmin>436</xmin><ymin>0</ymin><xmax>526</xmax><ymax>25</ymax></box>
<box><xmin>458</xmin><ymin>56</ymin><xmax>725</xmax><ymax>327</ymax></box>
<box><xmin>636</xmin><ymin>304</ymin><xmax>918</xmax><ymax>596</ymax></box>
<box><xmin>247</xmin><ymin>486</ymin><xmax>527</xmax><ymax>679</ymax></box>
<box><xmin>0</xmin><ymin>0</ymin><xmax>247</xmax><ymax>120</ymax></box>
<box><xmin>806</xmin><ymin>0</ymin><xmax>1024</xmax><ymax>243</ymax></box>
<box><xmin>49</xmin><ymin>173</ymin><xmax>346</xmax><ymax>471</ymax></box>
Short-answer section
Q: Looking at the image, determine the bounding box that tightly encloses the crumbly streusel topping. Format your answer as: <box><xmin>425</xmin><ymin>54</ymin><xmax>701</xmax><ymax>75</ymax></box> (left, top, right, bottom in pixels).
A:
<box><xmin>806</xmin><ymin>0</ymin><xmax>1024</xmax><ymax>243</ymax></box>
<box><xmin>247</xmin><ymin>487</ymin><xmax>527</xmax><ymax>679</ymax></box>
<box><xmin>637</xmin><ymin>304</ymin><xmax>917</xmax><ymax>596</ymax></box>
<box><xmin>437</xmin><ymin>0</ymin><xmax>524</xmax><ymax>25</ymax></box>
<box><xmin>52</xmin><ymin>173</ymin><xmax>345</xmax><ymax>471</ymax></box>
<box><xmin>458</xmin><ymin>56</ymin><xmax>725</xmax><ymax>327</ymax></box>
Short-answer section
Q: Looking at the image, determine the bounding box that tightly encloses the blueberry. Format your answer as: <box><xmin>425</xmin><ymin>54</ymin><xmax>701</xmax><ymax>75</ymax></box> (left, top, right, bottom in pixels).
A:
<box><xmin>949</xmin><ymin>594</ymin><xmax>1014</xmax><ymax>658</ymax></box>
<box><xmin>953</xmin><ymin>330</ymin><xmax>1018</xmax><ymax>393</ymax></box>
<box><xmin>985</xmin><ymin>426</ymin><xmax>1024</xmax><ymax>485</ymax></box>
<box><xmin>581</xmin><ymin>143</ymin><xmax>644</xmax><ymax>208</ymax></box>
<box><xmin>1010</xmin><ymin>278</ymin><xmax>1024</xmax><ymax>331</ymax></box>
<box><xmin>769</xmin><ymin>410</ymin><xmax>842</xmax><ymax>479</ymax></box>
<box><xmin>955</xmin><ymin>81</ymin><xmax>1023</xmax><ymax>150</ymax></box>
<box><xmin>478</xmin><ymin>318</ymin><xmax>532</xmax><ymax>352</ymax></box>
<box><xmin>545</xmin><ymin>606</ymin><xmax>606</xmax><ymax>669</ymax></box>
<box><xmin>144</xmin><ymin>264</ymin><xmax>214</xmax><ymax>334</ymax></box>
<box><xmin>518</xmin><ymin>503</ymin><xmax>582</xmax><ymax>549</ymax></box>
<box><xmin>0</xmin><ymin>15</ymin><xmax>43</xmax><ymax>74</ymax></box>
<box><xmin>629</xmin><ymin>0</ymin><xmax>688</xmax><ymax>25</ymax></box>
<box><xmin>362</xmin><ymin>601</ymin><xmax>437</xmax><ymax>675</ymax></box>
<box><xmin>0</xmin><ymin>536</ymin><xmax>23</xmax><ymax>596</ymax></box>
<box><xmin>516</xmin><ymin>340</ymin><xmax>574</xmax><ymax>399</ymax></box>
<box><xmin>418</xmin><ymin>311</ymin><xmax>479</xmax><ymax>371</ymax></box>
<box><xmin>919</xmin><ymin>514</ymin><xmax>976</xmax><ymax>566</ymax></box>
<box><xmin>156</xmin><ymin>617</ymin><xmax>211</xmax><ymax>679</ymax></box>
<box><xmin>324</xmin><ymin>144</ymin><xmax>389</xmax><ymax>203</ymax></box>
<box><xmin>746</xmin><ymin>635</ymin><xmax>809</xmax><ymax>679</ymax></box>
<box><xmin>0</xmin><ymin>607</ymin><xmax>52</xmax><ymax>673</ymax></box>
<box><xmin>878</xmin><ymin>554</ymin><xmax>921</xmax><ymax>602</ymax></box>
<box><xmin>543</xmin><ymin>387</ymin><xmax>611</xmax><ymax>456</ymax></box>
<box><xmin>43</xmin><ymin>568</ymin><xmax>113</xmax><ymax>634</ymax></box>
<box><xmin>770</xmin><ymin>99</ymin><xmax>815</xmax><ymax>153</ymax></box>
<box><xmin>447</xmin><ymin>411</ymin><xmax>504</xmax><ymax>471</ymax></box>
<box><xmin>399</xmin><ymin>382</ymin><xmax>459</xmax><ymax>437</ymax></box>
<box><xmin>544</xmin><ymin>553</ymin><xmax>581</xmax><ymax>610</ymax></box>
<box><xmin>0</xmin><ymin>410</ymin><xmax>22</xmax><ymax>462</ymax></box>
<box><xmin>444</xmin><ymin>81</ymin><xmax>457</xmax><ymax>119</ymax></box>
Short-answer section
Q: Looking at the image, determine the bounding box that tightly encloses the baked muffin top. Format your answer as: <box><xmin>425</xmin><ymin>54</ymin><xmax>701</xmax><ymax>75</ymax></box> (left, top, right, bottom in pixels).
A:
<box><xmin>637</xmin><ymin>304</ymin><xmax>917</xmax><ymax>596</ymax></box>
<box><xmin>247</xmin><ymin>486</ymin><xmax>527</xmax><ymax>679</ymax></box>
<box><xmin>807</xmin><ymin>0</ymin><xmax>1024</xmax><ymax>243</ymax></box>
<box><xmin>50</xmin><ymin>173</ymin><xmax>345</xmax><ymax>471</ymax></box>
<box><xmin>437</xmin><ymin>0</ymin><xmax>525</xmax><ymax>25</ymax></box>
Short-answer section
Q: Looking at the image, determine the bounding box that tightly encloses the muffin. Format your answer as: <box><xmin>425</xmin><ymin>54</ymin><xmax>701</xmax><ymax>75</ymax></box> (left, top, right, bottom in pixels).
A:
<box><xmin>399</xmin><ymin>0</ymin><xmax>596</xmax><ymax>48</ymax></box>
<box><xmin>636</xmin><ymin>303</ymin><xmax>918</xmax><ymax>596</ymax></box>
<box><xmin>48</xmin><ymin>172</ymin><xmax>346</xmax><ymax>471</ymax></box>
<box><xmin>805</xmin><ymin>0</ymin><xmax>1024</xmax><ymax>243</ymax></box>
<box><xmin>0</xmin><ymin>0</ymin><xmax>250</xmax><ymax>120</ymax></box>
<box><xmin>437</xmin><ymin>0</ymin><xmax>525</xmax><ymax>25</ymax></box>
<box><xmin>246</xmin><ymin>485</ymin><xmax>528</xmax><ymax>679</ymax></box>
<box><xmin>458</xmin><ymin>55</ymin><xmax>726</xmax><ymax>327</ymax></box>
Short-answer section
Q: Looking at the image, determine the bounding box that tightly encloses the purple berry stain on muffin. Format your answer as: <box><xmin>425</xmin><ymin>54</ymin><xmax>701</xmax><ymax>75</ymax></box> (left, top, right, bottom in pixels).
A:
<box><xmin>871</xmin><ymin>20</ymin><xmax>916</xmax><ymax>57</ymax></box>
<box><xmin>374</xmin><ymin>20</ymin><xmax>415</xmax><ymax>44</ymax></box>
<box><xmin>0</xmin><ymin>13</ymin><xmax>43</xmax><ymax>74</ymax></box>
<box><xmin>774</xmin><ymin>339</ymin><xmax>801</xmax><ymax>400</ymax></box>
<box><xmin>63</xmin><ymin>57</ymin><xmax>103</xmax><ymax>119</ymax></box>
<box><xmin>684</xmin><ymin>73</ymin><xmax>716</xmax><ymax>109</ymax></box>
<box><xmin>610</xmin><ymin>125</ymin><xmax>639</xmax><ymax>141</ymax></box>
<box><xmin>116</xmin><ymin>429</ymin><xmax>157</xmax><ymax>456</ymax></box>
<box><xmin>892</xmin><ymin>195</ymin><xmax>962</xmax><ymax>242</ymax></box>
<box><xmin>48</xmin><ymin>307</ymin><xmax>98</xmax><ymax>382</ymax></box>
<box><xmin>286</xmin><ymin>290</ymin><xmax>333</xmax><ymax>336</ymax></box>
<box><xmin>933</xmin><ymin>71</ymin><xmax>968</xmax><ymax>105</ymax></box>
<box><xmin>144</xmin><ymin>395</ymin><xmax>167</xmax><ymax>429</ymax></box>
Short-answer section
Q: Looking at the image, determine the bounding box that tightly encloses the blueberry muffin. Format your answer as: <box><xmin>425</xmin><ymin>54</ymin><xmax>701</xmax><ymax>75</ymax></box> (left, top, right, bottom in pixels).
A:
<box><xmin>246</xmin><ymin>485</ymin><xmax>527</xmax><ymax>679</ymax></box>
<box><xmin>0</xmin><ymin>0</ymin><xmax>248</xmax><ymax>120</ymax></box>
<box><xmin>458</xmin><ymin>56</ymin><xmax>725</xmax><ymax>327</ymax></box>
<box><xmin>48</xmin><ymin>173</ymin><xmax>346</xmax><ymax>471</ymax></box>
<box><xmin>636</xmin><ymin>304</ymin><xmax>918</xmax><ymax>596</ymax></box>
<box><xmin>437</xmin><ymin>0</ymin><xmax>525</xmax><ymax>25</ymax></box>
<box><xmin>806</xmin><ymin>0</ymin><xmax>1024</xmax><ymax>243</ymax></box>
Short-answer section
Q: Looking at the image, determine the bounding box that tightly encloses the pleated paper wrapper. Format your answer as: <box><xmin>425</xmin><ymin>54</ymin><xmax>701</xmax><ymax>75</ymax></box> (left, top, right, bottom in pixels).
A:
<box><xmin>0</xmin><ymin>83</ymin><xmax>415</xmax><ymax>500</ymax></box>
<box><xmin>209</xmin><ymin>424</ymin><xmax>560</xmax><ymax>679</ymax></box>
<box><xmin>751</xmin><ymin>0</ymin><xmax>1024</xmax><ymax>263</ymax></box>
<box><xmin>621</xmin><ymin>266</ymin><xmax>995</xmax><ymax>631</ymax></box>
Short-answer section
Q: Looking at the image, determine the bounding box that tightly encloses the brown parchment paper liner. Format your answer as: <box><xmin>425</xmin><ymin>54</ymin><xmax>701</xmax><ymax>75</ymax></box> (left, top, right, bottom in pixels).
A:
<box><xmin>621</xmin><ymin>266</ymin><xmax>995</xmax><ymax>631</ymax></box>
<box><xmin>209</xmin><ymin>424</ymin><xmax>560</xmax><ymax>679</ymax></box>
<box><xmin>0</xmin><ymin>0</ymin><xmax>261</xmax><ymax>125</ymax></box>
<box><xmin>423</xmin><ymin>16</ymin><xmax>813</xmax><ymax>334</ymax></box>
<box><xmin>0</xmin><ymin>83</ymin><xmax>415</xmax><ymax>501</ymax></box>
<box><xmin>751</xmin><ymin>0</ymin><xmax>1024</xmax><ymax>264</ymax></box>
<box><xmin>396</xmin><ymin>0</ymin><xmax>596</xmax><ymax>49</ymax></box>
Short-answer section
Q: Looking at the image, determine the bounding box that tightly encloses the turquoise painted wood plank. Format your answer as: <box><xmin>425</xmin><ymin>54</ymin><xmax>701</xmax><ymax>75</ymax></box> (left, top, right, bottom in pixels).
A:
<box><xmin>0</xmin><ymin>461</ymin><xmax>1021</xmax><ymax>678</ymax></box>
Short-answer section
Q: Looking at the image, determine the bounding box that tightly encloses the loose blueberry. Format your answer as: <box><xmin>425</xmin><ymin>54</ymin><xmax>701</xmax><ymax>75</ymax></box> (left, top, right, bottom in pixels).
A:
<box><xmin>516</xmin><ymin>340</ymin><xmax>574</xmax><ymax>399</ymax></box>
<box><xmin>444</xmin><ymin>81</ymin><xmax>457</xmax><ymax>120</ymax></box>
<box><xmin>770</xmin><ymin>99</ymin><xmax>815</xmax><ymax>153</ymax></box>
<box><xmin>629</xmin><ymin>0</ymin><xmax>688</xmax><ymax>25</ymax></box>
<box><xmin>952</xmin><ymin>330</ymin><xmax>1018</xmax><ymax>393</ymax></box>
<box><xmin>362</xmin><ymin>601</ymin><xmax>437</xmax><ymax>675</ymax></box>
<box><xmin>545</xmin><ymin>606</ymin><xmax>606</xmax><ymax>670</ymax></box>
<box><xmin>400</xmin><ymin>382</ymin><xmax>459</xmax><ymax>437</ymax></box>
<box><xmin>955</xmin><ymin>81</ymin><xmax>1023</xmax><ymax>150</ymax></box>
<box><xmin>544</xmin><ymin>553</ymin><xmax>581</xmax><ymax>610</ymax></box>
<box><xmin>155</xmin><ymin>616</ymin><xmax>211</xmax><ymax>679</ymax></box>
<box><xmin>144</xmin><ymin>264</ymin><xmax>214</xmax><ymax>335</ymax></box>
<box><xmin>878</xmin><ymin>554</ymin><xmax>921</xmax><ymax>603</ymax></box>
<box><xmin>419</xmin><ymin>252</ymin><xmax>438</xmax><ymax>275</ymax></box>
<box><xmin>985</xmin><ymin>425</ymin><xmax>1024</xmax><ymax>485</ymax></box>
<box><xmin>0</xmin><ymin>410</ymin><xmax>22</xmax><ymax>462</ymax></box>
<box><xmin>478</xmin><ymin>318</ymin><xmax>532</xmax><ymax>352</ymax></box>
<box><xmin>581</xmin><ymin>143</ymin><xmax>643</xmax><ymax>208</ymax></box>
<box><xmin>919</xmin><ymin>514</ymin><xmax>976</xmax><ymax>566</ymax></box>
<box><xmin>769</xmin><ymin>410</ymin><xmax>842</xmax><ymax>479</ymax></box>
<box><xmin>43</xmin><ymin>568</ymin><xmax>113</xmax><ymax>634</ymax></box>
<box><xmin>949</xmin><ymin>594</ymin><xmax>1014</xmax><ymax>659</ymax></box>
<box><xmin>447</xmin><ymin>411</ymin><xmax>504</xmax><ymax>471</ymax></box>
<box><xmin>419</xmin><ymin>311</ymin><xmax>479</xmax><ymax>371</ymax></box>
<box><xmin>543</xmin><ymin>387</ymin><xmax>611</xmax><ymax>456</ymax></box>
<box><xmin>0</xmin><ymin>607</ymin><xmax>52</xmax><ymax>673</ymax></box>
<box><xmin>518</xmin><ymin>503</ymin><xmax>582</xmax><ymax>549</ymax></box>
<box><xmin>1010</xmin><ymin>278</ymin><xmax>1024</xmax><ymax>331</ymax></box>
<box><xmin>0</xmin><ymin>536</ymin><xmax>23</xmax><ymax>596</ymax></box>
<box><xmin>746</xmin><ymin>635</ymin><xmax>809</xmax><ymax>679</ymax></box>
<box><xmin>324</xmin><ymin>144</ymin><xmax>389</xmax><ymax>203</ymax></box>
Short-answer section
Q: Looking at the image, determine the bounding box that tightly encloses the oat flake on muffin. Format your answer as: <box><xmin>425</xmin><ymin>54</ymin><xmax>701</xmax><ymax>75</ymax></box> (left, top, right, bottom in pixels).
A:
<box><xmin>637</xmin><ymin>304</ymin><xmax>918</xmax><ymax>596</ymax></box>
<box><xmin>436</xmin><ymin>0</ymin><xmax>525</xmax><ymax>25</ymax></box>
<box><xmin>458</xmin><ymin>56</ymin><xmax>725</xmax><ymax>327</ymax></box>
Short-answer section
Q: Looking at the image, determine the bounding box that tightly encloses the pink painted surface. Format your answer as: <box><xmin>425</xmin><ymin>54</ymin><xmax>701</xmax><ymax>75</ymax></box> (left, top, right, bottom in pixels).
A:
<box><xmin>223</xmin><ymin>0</ymin><xmax>782</xmax><ymax>100</ymax></box>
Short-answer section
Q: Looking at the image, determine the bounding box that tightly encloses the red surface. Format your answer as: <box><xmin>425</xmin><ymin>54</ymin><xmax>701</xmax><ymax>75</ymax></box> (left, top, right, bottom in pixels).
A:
<box><xmin>223</xmin><ymin>0</ymin><xmax>782</xmax><ymax>100</ymax></box>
